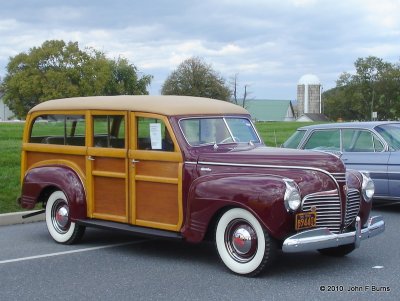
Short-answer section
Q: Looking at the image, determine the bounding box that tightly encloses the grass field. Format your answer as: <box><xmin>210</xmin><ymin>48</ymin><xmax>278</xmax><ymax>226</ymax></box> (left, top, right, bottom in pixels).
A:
<box><xmin>0</xmin><ymin>122</ymin><xmax>25</xmax><ymax>213</ymax></box>
<box><xmin>0</xmin><ymin>121</ymin><xmax>315</xmax><ymax>214</ymax></box>
<box><xmin>255</xmin><ymin>121</ymin><xmax>315</xmax><ymax>147</ymax></box>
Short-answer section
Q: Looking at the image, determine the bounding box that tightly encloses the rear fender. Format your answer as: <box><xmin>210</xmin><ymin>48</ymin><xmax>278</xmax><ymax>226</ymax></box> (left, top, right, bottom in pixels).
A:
<box><xmin>20</xmin><ymin>165</ymin><xmax>87</xmax><ymax>220</ymax></box>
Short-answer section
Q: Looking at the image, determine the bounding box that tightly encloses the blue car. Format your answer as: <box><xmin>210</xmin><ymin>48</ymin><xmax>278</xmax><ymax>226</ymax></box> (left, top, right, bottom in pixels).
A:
<box><xmin>283</xmin><ymin>121</ymin><xmax>400</xmax><ymax>201</ymax></box>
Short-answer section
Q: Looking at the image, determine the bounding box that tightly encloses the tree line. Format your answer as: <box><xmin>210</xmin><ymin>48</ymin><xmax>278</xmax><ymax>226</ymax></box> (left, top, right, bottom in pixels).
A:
<box><xmin>323</xmin><ymin>56</ymin><xmax>400</xmax><ymax>121</ymax></box>
<box><xmin>0</xmin><ymin>40</ymin><xmax>244</xmax><ymax>119</ymax></box>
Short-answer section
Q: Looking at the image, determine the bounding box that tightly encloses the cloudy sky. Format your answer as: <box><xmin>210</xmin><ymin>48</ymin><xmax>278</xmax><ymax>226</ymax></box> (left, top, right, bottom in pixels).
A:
<box><xmin>1</xmin><ymin>0</ymin><xmax>399</xmax><ymax>100</ymax></box>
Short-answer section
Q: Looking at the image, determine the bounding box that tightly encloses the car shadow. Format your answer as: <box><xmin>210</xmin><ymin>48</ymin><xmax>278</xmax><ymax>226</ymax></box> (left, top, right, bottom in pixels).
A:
<box><xmin>373</xmin><ymin>200</ymin><xmax>400</xmax><ymax>213</ymax></box>
<box><xmin>78</xmin><ymin>228</ymin><xmax>363</xmax><ymax>278</ymax></box>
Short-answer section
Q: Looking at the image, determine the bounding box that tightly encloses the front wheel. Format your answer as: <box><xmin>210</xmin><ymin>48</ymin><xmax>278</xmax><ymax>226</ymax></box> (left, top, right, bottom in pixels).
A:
<box><xmin>318</xmin><ymin>244</ymin><xmax>356</xmax><ymax>257</ymax></box>
<box><xmin>215</xmin><ymin>208</ymin><xmax>276</xmax><ymax>276</ymax></box>
<box><xmin>45</xmin><ymin>190</ymin><xmax>85</xmax><ymax>244</ymax></box>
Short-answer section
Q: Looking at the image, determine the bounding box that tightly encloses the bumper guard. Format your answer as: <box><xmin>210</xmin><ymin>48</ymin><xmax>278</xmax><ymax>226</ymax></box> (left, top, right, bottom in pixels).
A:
<box><xmin>282</xmin><ymin>215</ymin><xmax>385</xmax><ymax>253</ymax></box>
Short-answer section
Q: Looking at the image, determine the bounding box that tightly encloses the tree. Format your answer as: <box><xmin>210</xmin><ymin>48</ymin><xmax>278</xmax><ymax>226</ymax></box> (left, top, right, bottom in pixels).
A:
<box><xmin>230</xmin><ymin>73</ymin><xmax>252</xmax><ymax>108</ymax></box>
<box><xmin>104</xmin><ymin>57</ymin><xmax>152</xmax><ymax>95</ymax></box>
<box><xmin>2</xmin><ymin>40</ymin><xmax>152</xmax><ymax>118</ymax></box>
<box><xmin>323</xmin><ymin>56</ymin><xmax>400</xmax><ymax>121</ymax></box>
<box><xmin>161</xmin><ymin>57</ymin><xmax>231</xmax><ymax>101</ymax></box>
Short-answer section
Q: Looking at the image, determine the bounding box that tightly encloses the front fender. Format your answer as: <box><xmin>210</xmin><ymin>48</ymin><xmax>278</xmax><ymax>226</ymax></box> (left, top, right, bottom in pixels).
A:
<box><xmin>182</xmin><ymin>173</ymin><xmax>291</xmax><ymax>242</ymax></box>
<box><xmin>20</xmin><ymin>165</ymin><xmax>87</xmax><ymax>220</ymax></box>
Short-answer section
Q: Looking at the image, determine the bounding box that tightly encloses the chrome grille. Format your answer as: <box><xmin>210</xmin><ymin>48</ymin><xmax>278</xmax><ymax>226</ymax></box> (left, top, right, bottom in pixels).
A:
<box><xmin>302</xmin><ymin>190</ymin><xmax>341</xmax><ymax>234</ymax></box>
<box><xmin>345</xmin><ymin>189</ymin><xmax>361</xmax><ymax>227</ymax></box>
<box><xmin>332</xmin><ymin>172</ymin><xmax>346</xmax><ymax>183</ymax></box>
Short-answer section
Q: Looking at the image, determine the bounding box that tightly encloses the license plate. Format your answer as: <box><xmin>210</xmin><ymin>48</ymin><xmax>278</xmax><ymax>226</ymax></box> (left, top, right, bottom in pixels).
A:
<box><xmin>295</xmin><ymin>211</ymin><xmax>317</xmax><ymax>230</ymax></box>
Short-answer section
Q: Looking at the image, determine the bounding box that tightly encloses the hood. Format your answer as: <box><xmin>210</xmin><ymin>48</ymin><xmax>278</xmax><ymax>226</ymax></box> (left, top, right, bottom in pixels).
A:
<box><xmin>197</xmin><ymin>145</ymin><xmax>346</xmax><ymax>174</ymax></box>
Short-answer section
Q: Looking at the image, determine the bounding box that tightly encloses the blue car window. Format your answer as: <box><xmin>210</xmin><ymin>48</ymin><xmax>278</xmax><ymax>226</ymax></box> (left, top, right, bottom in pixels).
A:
<box><xmin>304</xmin><ymin>130</ymin><xmax>340</xmax><ymax>151</ymax></box>
<box><xmin>283</xmin><ymin>130</ymin><xmax>306</xmax><ymax>148</ymax></box>
<box><xmin>373</xmin><ymin>135</ymin><xmax>384</xmax><ymax>152</ymax></box>
<box><xmin>376</xmin><ymin>124</ymin><xmax>400</xmax><ymax>151</ymax></box>
<box><xmin>342</xmin><ymin>129</ymin><xmax>384</xmax><ymax>152</ymax></box>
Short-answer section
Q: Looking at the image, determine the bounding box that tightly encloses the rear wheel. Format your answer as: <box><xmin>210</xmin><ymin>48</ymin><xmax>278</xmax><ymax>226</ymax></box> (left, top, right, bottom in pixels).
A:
<box><xmin>45</xmin><ymin>190</ymin><xmax>85</xmax><ymax>244</ymax></box>
<box><xmin>215</xmin><ymin>208</ymin><xmax>276</xmax><ymax>276</ymax></box>
<box><xmin>318</xmin><ymin>244</ymin><xmax>356</xmax><ymax>257</ymax></box>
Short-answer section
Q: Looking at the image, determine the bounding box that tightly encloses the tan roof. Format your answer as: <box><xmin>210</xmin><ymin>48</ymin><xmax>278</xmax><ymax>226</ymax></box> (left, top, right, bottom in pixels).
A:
<box><xmin>29</xmin><ymin>95</ymin><xmax>249</xmax><ymax>116</ymax></box>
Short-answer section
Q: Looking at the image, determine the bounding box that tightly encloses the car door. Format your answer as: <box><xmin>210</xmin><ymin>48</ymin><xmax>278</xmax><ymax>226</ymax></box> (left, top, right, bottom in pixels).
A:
<box><xmin>86</xmin><ymin>112</ymin><xmax>129</xmax><ymax>223</ymax></box>
<box><xmin>341</xmin><ymin>129</ymin><xmax>390</xmax><ymax>197</ymax></box>
<box><xmin>129</xmin><ymin>112</ymin><xmax>183</xmax><ymax>231</ymax></box>
<box><xmin>387</xmin><ymin>152</ymin><xmax>400</xmax><ymax>199</ymax></box>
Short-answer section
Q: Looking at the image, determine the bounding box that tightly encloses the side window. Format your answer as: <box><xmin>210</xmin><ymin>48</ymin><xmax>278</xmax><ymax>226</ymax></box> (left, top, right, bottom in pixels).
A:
<box><xmin>373</xmin><ymin>135</ymin><xmax>384</xmax><ymax>152</ymax></box>
<box><xmin>303</xmin><ymin>130</ymin><xmax>340</xmax><ymax>150</ymax></box>
<box><xmin>30</xmin><ymin>114</ymin><xmax>85</xmax><ymax>146</ymax></box>
<box><xmin>93</xmin><ymin>115</ymin><xmax>125</xmax><ymax>148</ymax></box>
<box><xmin>343</xmin><ymin>129</ymin><xmax>384</xmax><ymax>152</ymax></box>
<box><xmin>137</xmin><ymin>117</ymin><xmax>174</xmax><ymax>151</ymax></box>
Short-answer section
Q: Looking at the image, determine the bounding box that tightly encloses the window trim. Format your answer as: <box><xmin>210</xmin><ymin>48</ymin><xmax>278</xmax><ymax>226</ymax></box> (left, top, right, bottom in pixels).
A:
<box><xmin>131</xmin><ymin>112</ymin><xmax>181</xmax><ymax>153</ymax></box>
<box><xmin>28</xmin><ymin>111</ymin><xmax>86</xmax><ymax>146</ymax></box>
<box><xmin>88</xmin><ymin>110</ymin><xmax>127</xmax><ymax>149</ymax></box>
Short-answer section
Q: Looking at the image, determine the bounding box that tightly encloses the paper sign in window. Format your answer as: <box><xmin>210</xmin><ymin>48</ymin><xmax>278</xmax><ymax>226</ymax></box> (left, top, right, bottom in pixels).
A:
<box><xmin>150</xmin><ymin>123</ymin><xmax>162</xmax><ymax>149</ymax></box>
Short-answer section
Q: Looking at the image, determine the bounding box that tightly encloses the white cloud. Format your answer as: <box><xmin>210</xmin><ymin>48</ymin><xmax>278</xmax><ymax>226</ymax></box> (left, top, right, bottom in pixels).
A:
<box><xmin>42</xmin><ymin>6</ymin><xmax>83</xmax><ymax>21</ymax></box>
<box><xmin>0</xmin><ymin>19</ymin><xmax>19</xmax><ymax>31</ymax></box>
<box><xmin>291</xmin><ymin>0</ymin><xmax>318</xmax><ymax>7</ymax></box>
<box><xmin>363</xmin><ymin>0</ymin><xmax>400</xmax><ymax>30</ymax></box>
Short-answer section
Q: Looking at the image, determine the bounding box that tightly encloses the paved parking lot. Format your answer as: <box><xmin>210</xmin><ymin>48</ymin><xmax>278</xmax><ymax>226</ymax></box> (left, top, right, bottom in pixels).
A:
<box><xmin>0</xmin><ymin>203</ymin><xmax>399</xmax><ymax>301</ymax></box>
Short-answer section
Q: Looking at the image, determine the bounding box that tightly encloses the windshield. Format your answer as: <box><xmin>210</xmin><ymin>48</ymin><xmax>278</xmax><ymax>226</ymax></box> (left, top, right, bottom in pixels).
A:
<box><xmin>282</xmin><ymin>130</ymin><xmax>306</xmax><ymax>148</ymax></box>
<box><xmin>375</xmin><ymin>123</ymin><xmax>400</xmax><ymax>151</ymax></box>
<box><xmin>179</xmin><ymin>117</ymin><xmax>260</xmax><ymax>146</ymax></box>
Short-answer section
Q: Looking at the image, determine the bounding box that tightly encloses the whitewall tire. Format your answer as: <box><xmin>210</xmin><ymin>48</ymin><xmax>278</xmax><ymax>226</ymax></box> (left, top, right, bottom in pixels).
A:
<box><xmin>215</xmin><ymin>208</ymin><xmax>275</xmax><ymax>276</ymax></box>
<box><xmin>45</xmin><ymin>190</ymin><xmax>85</xmax><ymax>244</ymax></box>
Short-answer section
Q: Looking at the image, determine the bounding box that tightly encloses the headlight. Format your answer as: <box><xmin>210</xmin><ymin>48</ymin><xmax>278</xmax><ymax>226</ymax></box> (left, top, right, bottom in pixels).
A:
<box><xmin>283</xmin><ymin>179</ymin><xmax>301</xmax><ymax>212</ymax></box>
<box><xmin>361</xmin><ymin>172</ymin><xmax>374</xmax><ymax>202</ymax></box>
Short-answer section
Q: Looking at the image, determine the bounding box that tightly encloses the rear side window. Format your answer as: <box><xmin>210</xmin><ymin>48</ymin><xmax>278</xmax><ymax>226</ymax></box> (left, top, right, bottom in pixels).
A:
<box><xmin>30</xmin><ymin>115</ymin><xmax>85</xmax><ymax>146</ymax></box>
<box><xmin>342</xmin><ymin>129</ymin><xmax>384</xmax><ymax>152</ymax></box>
<box><xmin>93</xmin><ymin>115</ymin><xmax>125</xmax><ymax>148</ymax></box>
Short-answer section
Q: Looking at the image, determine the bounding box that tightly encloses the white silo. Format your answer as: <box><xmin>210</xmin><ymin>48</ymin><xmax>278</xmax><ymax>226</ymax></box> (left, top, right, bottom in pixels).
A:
<box><xmin>297</xmin><ymin>74</ymin><xmax>321</xmax><ymax>115</ymax></box>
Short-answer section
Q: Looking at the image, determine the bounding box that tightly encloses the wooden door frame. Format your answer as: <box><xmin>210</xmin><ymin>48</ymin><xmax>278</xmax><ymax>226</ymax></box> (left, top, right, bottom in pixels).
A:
<box><xmin>86</xmin><ymin>110</ymin><xmax>129</xmax><ymax>223</ymax></box>
<box><xmin>129</xmin><ymin>112</ymin><xmax>184</xmax><ymax>231</ymax></box>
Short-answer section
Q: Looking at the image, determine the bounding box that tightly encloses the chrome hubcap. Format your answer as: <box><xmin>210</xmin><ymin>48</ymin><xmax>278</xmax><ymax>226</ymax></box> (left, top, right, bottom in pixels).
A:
<box><xmin>225</xmin><ymin>219</ymin><xmax>258</xmax><ymax>263</ymax></box>
<box><xmin>51</xmin><ymin>199</ymin><xmax>70</xmax><ymax>233</ymax></box>
<box><xmin>232</xmin><ymin>228</ymin><xmax>253</xmax><ymax>254</ymax></box>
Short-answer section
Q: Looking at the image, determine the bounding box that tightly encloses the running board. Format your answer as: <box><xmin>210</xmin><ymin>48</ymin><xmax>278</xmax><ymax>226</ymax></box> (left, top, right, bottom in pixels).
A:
<box><xmin>75</xmin><ymin>219</ymin><xmax>182</xmax><ymax>240</ymax></box>
<box><xmin>22</xmin><ymin>209</ymin><xmax>45</xmax><ymax>219</ymax></box>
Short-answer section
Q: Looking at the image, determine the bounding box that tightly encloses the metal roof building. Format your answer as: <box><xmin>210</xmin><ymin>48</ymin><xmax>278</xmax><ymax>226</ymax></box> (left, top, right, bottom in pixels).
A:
<box><xmin>245</xmin><ymin>99</ymin><xmax>295</xmax><ymax>122</ymax></box>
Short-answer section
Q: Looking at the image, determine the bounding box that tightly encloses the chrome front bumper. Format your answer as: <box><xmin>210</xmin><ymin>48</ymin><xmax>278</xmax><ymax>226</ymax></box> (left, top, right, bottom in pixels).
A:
<box><xmin>282</xmin><ymin>216</ymin><xmax>385</xmax><ymax>253</ymax></box>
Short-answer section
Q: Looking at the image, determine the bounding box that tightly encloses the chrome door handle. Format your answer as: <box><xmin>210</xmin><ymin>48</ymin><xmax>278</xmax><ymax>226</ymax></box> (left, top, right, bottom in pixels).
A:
<box><xmin>132</xmin><ymin>159</ymin><xmax>140</xmax><ymax>164</ymax></box>
<box><xmin>88</xmin><ymin>156</ymin><xmax>95</xmax><ymax>161</ymax></box>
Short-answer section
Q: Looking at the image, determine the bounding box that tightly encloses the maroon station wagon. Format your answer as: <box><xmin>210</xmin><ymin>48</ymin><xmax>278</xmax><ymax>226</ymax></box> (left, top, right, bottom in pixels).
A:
<box><xmin>19</xmin><ymin>96</ymin><xmax>385</xmax><ymax>276</ymax></box>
